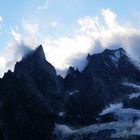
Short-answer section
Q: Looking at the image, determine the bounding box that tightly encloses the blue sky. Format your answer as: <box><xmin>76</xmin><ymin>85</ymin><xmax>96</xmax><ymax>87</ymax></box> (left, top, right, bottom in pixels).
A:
<box><xmin>0</xmin><ymin>0</ymin><xmax>140</xmax><ymax>48</ymax></box>
<box><xmin>0</xmin><ymin>0</ymin><xmax>140</xmax><ymax>76</ymax></box>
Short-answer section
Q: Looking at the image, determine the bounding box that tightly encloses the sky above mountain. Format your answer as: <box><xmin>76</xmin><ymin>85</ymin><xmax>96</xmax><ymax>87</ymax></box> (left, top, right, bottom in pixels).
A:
<box><xmin>0</xmin><ymin>0</ymin><xmax>140</xmax><ymax>76</ymax></box>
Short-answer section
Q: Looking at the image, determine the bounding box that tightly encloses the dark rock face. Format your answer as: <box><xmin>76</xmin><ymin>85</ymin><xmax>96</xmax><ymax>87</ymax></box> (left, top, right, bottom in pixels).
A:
<box><xmin>124</xmin><ymin>96</ymin><xmax>140</xmax><ymax>110</ymax></box>
<box><xmin>14</xmin><ymin>45</ymin><xmax>65</xmax><ymax>113</ymax></box>
<box><xmin>0</xmin><ymin>45</ymin><xmax>65</xmax><ymax>140</ymax></box>
<box><xmin>64</xmin><ymin>48</ymin><xmax>140</xmax><ymax>125</ymax></box>
<box><xmin>14</xmin><ymin>45</ymin><xmax>61</xmax><ymax>94</ymax></box>
<box><xmin>99</xmin><ymin>113</ymin><xmax>118</xmax><ymax>123</ymax></box>
<box><xmin>0</xmin><ymin>70</ymin><xmax>54</xmax><ymax>140</ymax></box>
<box><xmin>82</xmin><ymin>48</ymin><xmax>140</xmax><ymax>98</ymax></box>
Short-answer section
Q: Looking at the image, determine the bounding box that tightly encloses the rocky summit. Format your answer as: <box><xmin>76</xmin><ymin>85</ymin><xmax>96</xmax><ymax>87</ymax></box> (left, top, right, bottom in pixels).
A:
<box><xmin>0</xmin><ymin>45</ymin><xmax>140</xmax><ymax>140</ymax></box>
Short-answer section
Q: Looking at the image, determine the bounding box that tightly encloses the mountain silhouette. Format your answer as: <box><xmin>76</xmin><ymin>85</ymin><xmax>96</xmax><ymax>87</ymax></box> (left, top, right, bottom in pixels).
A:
<box><xmin>1</xmin><ymin>46</ymin><xmax>140</xmax><ymax>139</ymax></box>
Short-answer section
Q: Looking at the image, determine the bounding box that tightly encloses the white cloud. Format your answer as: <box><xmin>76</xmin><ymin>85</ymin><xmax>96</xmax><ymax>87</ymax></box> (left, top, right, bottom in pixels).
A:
<box><xmin>37</xmin><ymin>0</ymin><xmax>50</xmax><ymax>11</ymax></box>
<box><xmin>0</xmin><ymin>27</ymin><xmax>38</xmax><ymax>77</ymax></box>
<box><xmin>51</xmin><ymin>22</ymin><xmax>58</xmax><ymax>27</ymax></box>
<box><xmin>10</xmin><ymin>29</ymin><xmax>22</xmax><ymax>43</ymax></box>
<box><xmin>102</xmin><ymin>8</ymin><xmax>119</xmax><ymax>29</ymax></box>
<box><xmin>77</xmin><ymin>16</ymin><xmax>102</xmax><ymax>35</ymax></box>
<box><xmin>43</xmin><ymin>35</ymin><xmax>92</xmax><ymax>72</ymax></box>
<box><xmin>22</xmin><ymin>19</ymin><xmax>39</xmax><ymax>34</ymax></box>
<box><xmin>1</xmin><ymin>9</ymin><xmax>140</xmax><ymax>77</ymax></box>
<box><xmin>10</xmin><ymin>27</ymin><xmax>39</xmax><ymax>49</ymax></box>
<box><xmin>41</xmin><ymin>9</ymin><xmax>140</xmax><ymax>75</ymax></box>
<box><xmin>0</xmin><ymin>33</ymin><xmax>31</xmax><ymax>77</ymax></box>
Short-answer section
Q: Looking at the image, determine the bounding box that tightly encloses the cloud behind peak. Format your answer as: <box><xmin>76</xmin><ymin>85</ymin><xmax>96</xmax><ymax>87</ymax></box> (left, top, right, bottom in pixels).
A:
<box><xmin>0</xmin><ymin>9</ymin><xmax>140</xmax><ymax>77</ymax></box>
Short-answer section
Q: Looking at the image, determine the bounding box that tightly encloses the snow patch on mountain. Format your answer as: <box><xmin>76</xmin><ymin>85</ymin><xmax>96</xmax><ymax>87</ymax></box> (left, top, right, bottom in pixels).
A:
<box><xmin>109</xmin><ymin>50</ymin><xmax>122</xmax><ymax>63</ymax></box>
<box><xmin>100</xmin><ymin>103</ymin><xmax>140</xmax><ymax>121</ymax></box>
<box><xmin>99</xmin><ymin>103</ymin><xmax>123</xmax><ymax>116</ymax></box>
<box><xmin>54</xmin><ymin>119</ymin><xmax>140</xmax><ymax>139</ymax></box>
<box><xmin>112</xmin><ymin>108</ymin><xmax>140</xmax><ymax>121</ymax></box>
<box><xmin>53</xmin><ymin>124</ymin><xmax>74</xmax><ymax>139</ymax></box>
<box><xmin>109</xmin><ymin>55</ymin><xmax>120</xmax><ymax>63</ymax></box>
<box><xmin>129</xmin><ymin>93</ymin><xmax>140</xmax><ymax>99</ymax></box>
<box><xmin>114</xmin><ymin>50</ymin><xmax>121</xmax><ymax>58</ymax></box>
<box><xmin>105</xmin><ymin>48</ymin><xmax>125</xmax><ymax>64</ymax></box>
<box><xmin>122</xmin><ymin>82</ymin><xmax>140</xmax><ymax>90</ymax></box>
<box><xmin>68</xmin><ymin>90</ymin><xmax>79</xmax><ymax>96</ymax></box>
<box><xmin>58</xmin><ymin>112</ymin><xmax>65</xmax><ymax>117</ymax></box>
<box><xmin>54</xmin><ymin>106</ymin><xmax>140</xmax><ymax>139</ymax></box>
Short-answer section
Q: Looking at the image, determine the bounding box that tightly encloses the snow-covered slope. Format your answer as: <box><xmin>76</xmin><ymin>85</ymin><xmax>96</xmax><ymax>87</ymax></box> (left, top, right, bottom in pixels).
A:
<box><xmin>54</xmin><ymin>104</ymin><xmax>140</xmax><ymax>140</ymax></box>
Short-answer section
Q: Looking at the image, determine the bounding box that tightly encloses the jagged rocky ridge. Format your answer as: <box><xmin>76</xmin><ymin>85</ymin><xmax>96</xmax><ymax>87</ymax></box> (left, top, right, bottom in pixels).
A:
<box><xmin>64</xmin><ymin>48</ymin><xmax>140</xmax><ymax>125</ymax></box>
<box><xmin>0</xmin><ymin>45</ymin><xmax>140</xmax><ymax>139</ymax></box>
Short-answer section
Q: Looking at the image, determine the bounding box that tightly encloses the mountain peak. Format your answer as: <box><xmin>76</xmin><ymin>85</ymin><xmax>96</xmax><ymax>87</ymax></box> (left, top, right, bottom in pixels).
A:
<box><xmin>103</xmin><ymin>48</ymin><xmax>126</xmax><ymax>55</ymax></box>
<box><xmin>35</xmin><ymin>45</ymin><xmax>44</xmax><ymax>53</ymax></box>
<box><xmin>102</xmin><ymin>48</ymin><xmax>126</xmax><ymax>64</ymax></box>
<box><xmin>67</xmin><ymin>67</ymin><xmax>75</xmax><ymax>75</ymax></box>
<box><xmin>14</xmin><ymin>44</ymin><xmax>58</xmax><ymax>79</ymax></box>
<box><xmin>33</xmin><ymin>45</ymin><xmax>46</xmax><ymax>61</ymax></box>
<box><xmin>21</xmin><ymin>44</ymin><xmax>46</xmax><ymax>62</ymax></box>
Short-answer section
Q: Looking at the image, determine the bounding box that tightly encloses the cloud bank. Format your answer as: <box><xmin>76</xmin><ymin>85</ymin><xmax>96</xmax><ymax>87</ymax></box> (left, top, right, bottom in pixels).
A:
<box><xmin>22</xmin><ymin>19</ymin><xmax>39</xmax><ymax>34</ymax></box>
<box><xmin>42</xmin><ymin>9</ymin><xmax>140</xmax><ymax>75</ymax></box>
<box><xmin>1</xmin><ymin>9</ymin><xmax>140</xmax><ymax>77</ymax></box>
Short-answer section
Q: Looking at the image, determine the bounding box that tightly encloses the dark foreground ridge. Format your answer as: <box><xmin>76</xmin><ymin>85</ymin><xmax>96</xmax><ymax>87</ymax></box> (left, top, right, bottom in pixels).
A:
<box><xmin>1</xmin><ymin>45</ymin><xmax>140</xmax><ymax>139</ymax></box>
